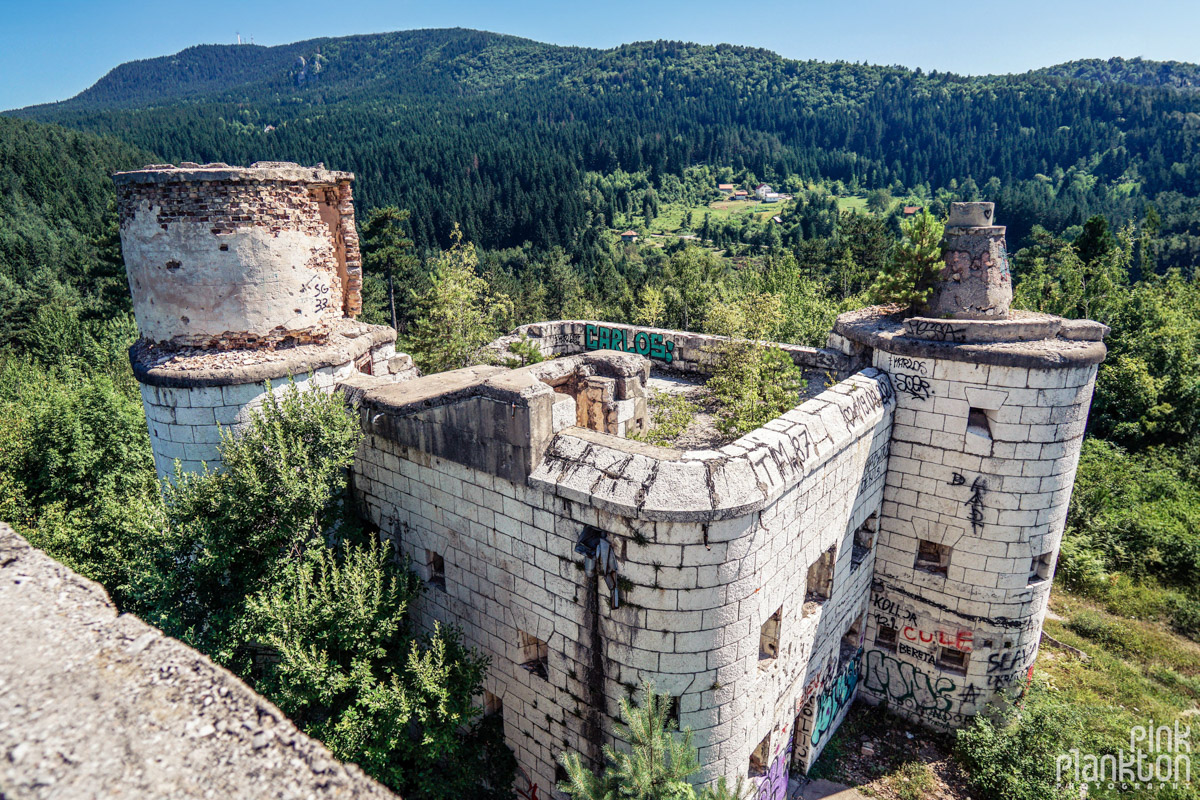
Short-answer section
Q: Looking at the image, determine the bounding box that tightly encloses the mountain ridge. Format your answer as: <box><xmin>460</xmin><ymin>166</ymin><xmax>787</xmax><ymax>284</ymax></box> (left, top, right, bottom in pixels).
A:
<box><xmin>13</xmin><ymin>29</ymin><xmax>1199</xmax><ymax>117</ymax></box>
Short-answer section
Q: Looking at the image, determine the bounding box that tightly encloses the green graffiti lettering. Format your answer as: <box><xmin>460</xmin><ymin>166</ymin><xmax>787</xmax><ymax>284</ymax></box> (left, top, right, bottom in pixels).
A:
<box><xmin>634</xmin><ymin>331</ymin><xmax>650</xmax><ymax>355</ymax></box>
<box><xmin>598</xmin><ymin>326</ymin><xmax>611</xmax><ymax>350</ymax></box>
<box><xmin>585</xmin><ymin>324</ymin><xmax>597</xmax><ymax>349</ymax></box>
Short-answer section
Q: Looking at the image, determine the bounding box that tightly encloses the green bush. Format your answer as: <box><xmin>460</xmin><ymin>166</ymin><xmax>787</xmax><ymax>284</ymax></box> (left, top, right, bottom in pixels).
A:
<box><xmin>143</xmin><ymin>380</ymin><xmax>363</xmax><ymax>658</ymax></box>
<box><xmin>631</xmin><ymin>388</ymin><xmax>698</xmax><ymax>446</ymax></box>
<box><xmin>247</xmin><ymin>541</ymin><xmax>514</xmax><ymax>800</ymax></box>
<box><xmin>955</xmin><ymin>680</ymin><xmax>1083</xmax><ymax>800</ymax></box>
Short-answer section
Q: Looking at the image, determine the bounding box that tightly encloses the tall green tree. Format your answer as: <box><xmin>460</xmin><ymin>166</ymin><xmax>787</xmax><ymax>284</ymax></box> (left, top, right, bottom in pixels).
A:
<box><xmin>405</xmin><ymin>226</ymin><xmax>514</xmax><ymax>374</ymax></box>
<box><xmin>361</xmin><ymin>206</ymin><xmax>420</xmax><ymax>332</ymax></box>
<box><xmin>558</xmin><ymin>682</ymin><xmax>746</xmax><ymax>800</ymax></box>
<box><xmin>246</xmin><ymin>542</ymin><xmax>515</xmax><ymax>800</ymax></box>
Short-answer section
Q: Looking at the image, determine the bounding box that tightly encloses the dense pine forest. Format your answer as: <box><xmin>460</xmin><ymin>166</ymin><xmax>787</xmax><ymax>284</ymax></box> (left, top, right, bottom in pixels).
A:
<box><xmin>3</xmin><ymin>28</ymin><xmax>1200</xmax><ymax>800</ymax></box>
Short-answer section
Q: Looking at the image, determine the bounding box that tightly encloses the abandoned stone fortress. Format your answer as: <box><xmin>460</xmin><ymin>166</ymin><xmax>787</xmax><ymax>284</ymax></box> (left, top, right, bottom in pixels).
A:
<box><xmin>113</xmin><ymin>162</ymin><xmax>1108</xmax><ymax>798</ymax></box>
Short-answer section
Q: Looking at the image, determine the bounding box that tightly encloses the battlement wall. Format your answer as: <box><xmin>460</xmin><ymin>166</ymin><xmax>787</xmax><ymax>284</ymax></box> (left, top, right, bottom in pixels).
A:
<box><xmin>0</xmin><ymin>524</ymin><xmax>396</xmax><ymax>799</ymax></box>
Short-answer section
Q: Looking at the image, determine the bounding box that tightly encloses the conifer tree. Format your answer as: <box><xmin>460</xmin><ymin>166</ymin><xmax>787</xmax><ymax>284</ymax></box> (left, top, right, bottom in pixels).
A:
<box><xmin>405</xmin><ymin>225</ymin><xmax>513</xmax><ymax>374</ymax></box>
<box><xmin>869</xmin><ymin>209</ymin><xmax>945</xmax><ymax>309</ymax></box>
<box><xmin>558</xmin><ymin>682</ymin><xmax>747</xmax><ymax>800</ymax></box>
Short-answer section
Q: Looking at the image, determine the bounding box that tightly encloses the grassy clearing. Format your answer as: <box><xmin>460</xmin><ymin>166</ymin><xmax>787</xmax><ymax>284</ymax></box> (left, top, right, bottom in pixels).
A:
<box><xmin>1038</xmin><ymin>589</ymin><xmax>1200</xmax><ymax>750</ymax></box>
<box><xmin>836</xmin><ymin>194</ymin><xmax>868</xmax><ymax>213</ymax></box>
<box><xmin>639</xmin><ymin>198</ymin><xmax>796</xmax><ymax>234</ymax></box>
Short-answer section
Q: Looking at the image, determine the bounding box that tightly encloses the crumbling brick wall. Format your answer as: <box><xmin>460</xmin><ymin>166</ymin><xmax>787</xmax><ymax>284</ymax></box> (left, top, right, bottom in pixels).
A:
<box><xmin>115</xmin><ymin>162</ymin><xmax>363</xmax><ymax>350</ymax></box>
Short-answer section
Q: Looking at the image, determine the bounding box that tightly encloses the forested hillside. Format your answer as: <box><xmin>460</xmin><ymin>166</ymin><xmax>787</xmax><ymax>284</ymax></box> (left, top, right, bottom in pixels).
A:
<box><xmin>13</xmin><ymin>30</ymin><xmax>1200</xmax><ymax>266</ymax></box>
<box><xmin>1031</xmin><ymin>56</ymin><xmax>1200</xmax><ymax>90</ymax></box>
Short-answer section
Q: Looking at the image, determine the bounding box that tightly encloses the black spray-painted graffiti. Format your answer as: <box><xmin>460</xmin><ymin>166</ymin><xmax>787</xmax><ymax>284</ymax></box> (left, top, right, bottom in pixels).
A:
<box><xmin>960</xmin><ymin>683</ymin><xmax>982</xmax><ymax>706</ymax></box>
<box><xmin>898</xmin><ymin>641</ymin><xmax>936</xmax><ymax>664</ymax></box>
<box><xmin>809</xmin><ymin>650</ymin><xmax>861</xmax><ymax>751</ymax></box>
<box><xmin>301</xmin><ymin>275</ymin><xmax>332</xmax><ymax>314</ymax></box>
<box><xmin>542</xmin><ymin>331</ymin><xmax>580</xmax><ymax>349</ymax></box>
<box><xmin>585</xmin><ymin>324</ymin><xmax>675</xmax><ymax>363</ymax></box>
<box><xmin>840</xmin><ymin>387</ymin><xmax>887</xmax><ymax>428</ymax></box>
<box><xmin>908</xmin><ymin>320</ymin><xmax>968</xmax><ymax>342</ymax></box>
<box><xmin>863</xmin><ymin>649</ymin><xmax>957</xmax><ymax>720</ymax></box>
<box><xmin>987</xmin><ymin>643</ymin><xmax>1039</xmax><ymax>674</ymax></box>
<box><xmin>890</xmin><ymin>355</ymin><xmax>930</xmax><ymax>376</ymax></box>
<box><xmin>858</xmin><ymin>443</ymin><xmax>891</xmax><ymax>492</ymax></box>
<box><xmin>893</xmin><ymin>373</ymin><xmax>933</xmax><ymax>401</ymax></box>
<box><xmin>950</xmin><ymin>472</ymin><xmax>988</xmax><ymax>534</ymax></box>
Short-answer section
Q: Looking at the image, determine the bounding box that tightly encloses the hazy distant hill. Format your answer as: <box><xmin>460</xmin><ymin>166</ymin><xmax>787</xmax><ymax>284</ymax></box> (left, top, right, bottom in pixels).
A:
<box><xmin>11</xmin><ymin>29</ymin><xmax>1200</xmax><ymax>258</ymax></box>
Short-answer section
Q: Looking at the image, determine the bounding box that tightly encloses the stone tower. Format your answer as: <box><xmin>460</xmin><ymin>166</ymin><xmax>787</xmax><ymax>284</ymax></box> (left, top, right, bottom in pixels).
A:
<box><xmin>114</xmin><ymin>162</ymin><xmax>416</xmax><ymax>480</ymax></box>
<box><xmin>835</xmin><ymin>202</ymin><xmax>1107</xmax><ymax>727</ymax></box>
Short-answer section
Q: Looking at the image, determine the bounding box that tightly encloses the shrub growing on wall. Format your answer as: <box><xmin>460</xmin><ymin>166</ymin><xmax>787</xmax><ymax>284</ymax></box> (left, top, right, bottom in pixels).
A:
<box><xmin>869</xmin><ymin>209</ymin><xmax>945</xmax><ymax>309</ymax></box>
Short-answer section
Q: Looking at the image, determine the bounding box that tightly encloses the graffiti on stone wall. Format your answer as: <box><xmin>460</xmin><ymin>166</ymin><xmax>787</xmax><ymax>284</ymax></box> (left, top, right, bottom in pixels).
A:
<box><xmin>894</xmin><ymin>372</ymin><xmax>933</xmax><ymax>401</ymax></box>
<box><xmin>949</xmin><ymin>472</ymin><xmax>988</xmax><ymax>534</ymax></box>
<box><xmin>542</xmin><ymin>331</ymin><xmax>580</xmax><ymax>349</ymax></box>
<box><xmin>840</xmin><ymin>385</ymin><xmax>888</xmax><ymax>428</ymax></box>
<box><xmin>863</xmin><ymin>649</ymin><xmax>957</xmax><ymax>721</ymax></box>
<box><xmin>858</xmin><ymin>443</ymin><xmax>890</xmax><ymax>492</ymax></box>
<box><xmin>752</xmin><ymin>730</ymin><xmax>792</xmax><ymax>800</ymax></box>
<box><xmin>810</xmin><ymin>650</ymin><xmax>861</xmax><ymax>749</ymax></box>
<box><xmin>301</xmin><ymin>274</ymin><xmax>332</xmax><ymax>314</ymax></box>
<box><xmin>873</xmin><ymin>594</ymin><xmax>975</xmax><ymax>654</ymax></box>
<box><xmin>889</xmin><ymin>355</ymin><xmax>930</xmax><ymax>376</ymax></box>
<box><xmin>584</xmin><ymin>324</ymin><xmax>675</xmax><ymax>363</ymax></box>
<box><xmin>908</xmin><ymin>320</ymin><xmax>967</xmax><ymax>342</ymax></box>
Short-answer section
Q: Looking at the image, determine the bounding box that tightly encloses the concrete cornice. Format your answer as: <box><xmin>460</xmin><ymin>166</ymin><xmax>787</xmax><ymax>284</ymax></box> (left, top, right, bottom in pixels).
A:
<box><xmin>130</xmin><ymin>323</ymin><xmax>395</xmax><ymax>388</ymax></box>
<box><xmin>113</xmin><ymin>161</ymin><xmax>354</xmax><ymax>186</ymax></box>
<box><xmin>528</xmin><ymin>369</ymin><xmax>895</xmax><ymax>522</ymax></box>
<box><xmin>835</xmin><ymin>306</ymin><xmax>1108</xmax><ymax>369</ymax></box>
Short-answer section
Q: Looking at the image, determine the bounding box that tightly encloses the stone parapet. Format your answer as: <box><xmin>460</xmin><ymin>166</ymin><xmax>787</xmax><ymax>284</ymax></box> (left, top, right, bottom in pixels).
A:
<box><xmin>0</xmin><ymin>524</ymin><xmax>396</xmax><ymax>799</ymax></box>
<box><xmin>529</xmin><ymin>369</ymin><xmax>896</xmax><ymax>522</ymax></box>
<box><xmin>487</xmin><ymin>320</ymin><xmax>855</xmax><ymax>377</ymax></box>
<box><xmin>834</xmin><ymin>306</ymin><xmax>1107</xmax><ymax>369</ymax></box>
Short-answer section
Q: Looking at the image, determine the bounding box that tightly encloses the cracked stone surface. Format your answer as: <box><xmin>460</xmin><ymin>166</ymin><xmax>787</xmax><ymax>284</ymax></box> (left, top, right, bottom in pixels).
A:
<box><xmin>0</xmin><ymin>524</ymin><xmax>396</xmax><ymax>800</ymax></box>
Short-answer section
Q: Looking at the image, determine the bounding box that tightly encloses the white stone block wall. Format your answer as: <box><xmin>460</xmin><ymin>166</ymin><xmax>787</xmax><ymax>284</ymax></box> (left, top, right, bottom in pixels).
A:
<box><xmin>352</xmin><ymin>369</ymin><xmax>895</xmax><ymax>796</ymax></box>
<box><xmin>861</xmin><ymin>348</ymin><xmax>1098</xmax><ymax>727</ymax></box>
<box><xmin>138</xmin><ymin>338</ymin><xmax>414</xmax><ymax>481</ymax></box>
<box><xmin>140</xmin><ymin>363</ymin><xmax>359</xmax><ymax>479</ymax></box>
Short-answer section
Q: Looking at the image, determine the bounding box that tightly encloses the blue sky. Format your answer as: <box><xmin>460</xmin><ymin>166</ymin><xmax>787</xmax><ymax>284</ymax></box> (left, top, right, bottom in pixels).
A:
<box><xmin>3</xmin><ymin>0</ymin><xmax>1198</xmax><ymax>110</ymax></box>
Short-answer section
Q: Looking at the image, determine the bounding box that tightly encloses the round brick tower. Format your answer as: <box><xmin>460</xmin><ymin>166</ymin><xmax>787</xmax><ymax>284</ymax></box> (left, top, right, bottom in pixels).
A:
<box><xmin>114</xmin><ymin>162</ymin><xmax>415</xmax><ymax>480</ymax></box>
<box><xmin>835</xmin><ymin>202</ymin><xmax>1107</xmax><ymax>728</ymax></box>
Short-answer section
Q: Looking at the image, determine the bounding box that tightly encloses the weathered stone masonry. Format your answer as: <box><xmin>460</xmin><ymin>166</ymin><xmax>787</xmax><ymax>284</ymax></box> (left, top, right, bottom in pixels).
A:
<box><xmin>114</xmin><ymin>161</ymin><xmax>364</xmax><ymax>350</ymax></box>
<box><xmin>114</xmin><ymin>172</ymin><xmax>1107</xmax><ymax>800</ymax></box>
<box><xmin>116</xmin><ymin>163</ymin><xmax>416</xmax><ymax>483</ymax></box>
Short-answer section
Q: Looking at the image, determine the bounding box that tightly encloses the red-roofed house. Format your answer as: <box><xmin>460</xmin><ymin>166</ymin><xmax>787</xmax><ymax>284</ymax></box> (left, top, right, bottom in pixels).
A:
<box><xmin>620</xmin><ymin>230</ymin><xmax>639</xmax><ymax>243</ymax></box>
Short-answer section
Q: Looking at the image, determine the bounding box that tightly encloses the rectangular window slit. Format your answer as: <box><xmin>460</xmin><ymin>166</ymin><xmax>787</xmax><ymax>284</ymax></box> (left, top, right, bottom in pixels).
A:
<box><xmin>759</xmin><ymin>607</ymin><xmax>782</xmax><ymax>669</ymax></box>
<box><xmin>915</xmin><ymin>539</ymin><xmax>951</xmax><ymax>576</ymax></box>
<box><xmin>876</xmin><ymin>625</ymin><xmax>898</xmax><ymax>652</ymax></box>
<box><xmin>967</xmin><ymin>408</ymin><xmax>992</xmax><ymax>439</ymax></box>
<box><xmin>1029</xmin><ymin>550</ymin><xmax>1054</xmax><ymax>584</ymax></box>
<box><xmin>938</xmin><ymin>646</ymin><xmax>969</xmax><ymax>675</ymax></box>
<box><xmin>426</xmin><ymin>550</ymin><xmax>446</xmax><ymax>591</ymax></box>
